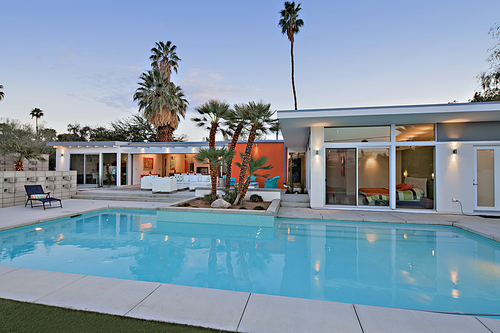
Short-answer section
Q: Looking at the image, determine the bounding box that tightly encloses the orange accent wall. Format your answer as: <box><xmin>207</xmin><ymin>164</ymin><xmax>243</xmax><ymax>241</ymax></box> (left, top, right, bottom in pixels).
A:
<box><xmin>231</xmin><ymin>141</ymin><xmax>286</xmax><ymax>188</ymax></box>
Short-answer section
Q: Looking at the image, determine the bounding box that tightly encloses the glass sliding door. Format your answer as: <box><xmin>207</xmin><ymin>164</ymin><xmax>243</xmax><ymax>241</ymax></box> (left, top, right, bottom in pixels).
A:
<box><xmin>85</xmin><ymin>155</ymin><xmax>99</xmax><ymax>184</ymax></box>
<box><xmin>121</xmin><ymin>154</ymin><xmax>128</xmax><ymax>185</ymax></box>
<box><xmin>70</xmin><ymin>154</ymin><xmax>84</xmax><ymax>184</ymax></box>
<box><xmin>326</xmin><ymin>148</ymin><xmax>356</xmax><ymax>205</ymax></box>
<box><xmin>395</xmin><ymin>146</ymin><xmax>435</xmax><ymax>209</ymax></box>
<box><xmin>358</xmin><ymin>148</ymin><xmax>389</xmax><ymax>206</ymax></box>
<box><xmin>475</xmin><ymin>148</ymin><xmax>495</xmax><ymax>209</ymax></box>
<box><xmin>102</xmin><ymin>153</ymin><xmax>117</xmax><ymax>186</ymax></box>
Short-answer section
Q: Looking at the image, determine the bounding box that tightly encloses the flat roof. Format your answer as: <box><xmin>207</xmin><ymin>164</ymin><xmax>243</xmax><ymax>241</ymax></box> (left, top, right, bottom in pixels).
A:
<box><xmin>47</xmin><ymin>139</ymin><xmax>284</xmax><ymax>148</ymax></box>
<box><xmin>278</xmin><ymin>101</ymin><xmax>500</xmax><ymax>149</ymax></box>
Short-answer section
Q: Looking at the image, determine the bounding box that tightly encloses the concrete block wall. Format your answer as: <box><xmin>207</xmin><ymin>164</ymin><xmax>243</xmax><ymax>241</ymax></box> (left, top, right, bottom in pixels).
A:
<box><xmin>0</xmin><ymin>171</ymin><xmax>77</xmax><ymax>208</ymax></box>
<box><xmin>0</xmin><ymin>155</ymin><xmax>50</xmax><ymax>172</ymax></box>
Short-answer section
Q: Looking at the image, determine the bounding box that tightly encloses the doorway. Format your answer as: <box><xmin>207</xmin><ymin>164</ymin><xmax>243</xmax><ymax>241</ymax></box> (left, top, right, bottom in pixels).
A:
<box><xmin>474</xmin><ymin>147</ymin><xmax>499</xmax><ymax>210</ymax></box>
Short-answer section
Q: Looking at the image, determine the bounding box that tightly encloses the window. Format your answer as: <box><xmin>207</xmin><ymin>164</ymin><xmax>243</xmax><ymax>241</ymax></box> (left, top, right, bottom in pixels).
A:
<box><xmin>396</xmin><ymin>124</ymin><xmax>434</xmax><ymax>142</ymax></box>
<box><xmin>325</xmin><ymin>126</ymin><xmax>390</xmax><ymax>143</ymax></box>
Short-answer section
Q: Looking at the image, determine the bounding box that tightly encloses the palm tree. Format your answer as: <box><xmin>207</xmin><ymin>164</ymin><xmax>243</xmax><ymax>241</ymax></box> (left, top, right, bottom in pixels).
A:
<box><xmin>149</xmin><ymin>41</ymin><xmax>180</xmax><ymax>83</ymax></box>
<box><xmin>221</xmin><ymin>104</ymin><xmax>248</xmax><ymax>189</ymax></box>
<box><xmin>133</xmin><ymin>69</ymin><xmax>188</xmax><ymax>142</ymax></box>
<box><xmin>29</xmin><ymin>108</ymin><xmax>44</xmax><ymax>135</ymax></box>
<box><xmin>0</xmin><ymin>85</ymin><xmax>4</xmax><ymax>101</ymax></box>
<box><xmin>279</xmin><ymin>1</ymin><xmax>304</xmax><ymax>110</ymax></box>
<box><xmin>235</xmin><ymin>101</ymin><xmax>276</xmax><ymax>204</ymax></box>
<box><xmin>0</xmin><ymin>141</ymin><xmax>46</xmax><ymax>171</ymax></box>
<box><xmin>191</xmin><ymin>100</ymin><xmax>231</xmax><ymax>148</ymax></box>
<box><xmin>235</xmin><ymin>154</ymin><xmax>274</xmax><ymax>203</ymax></box>
<box><xmin>196</xmin><ymin>147</ymin><xmax>235</xmax><ymax>203</ymax></box>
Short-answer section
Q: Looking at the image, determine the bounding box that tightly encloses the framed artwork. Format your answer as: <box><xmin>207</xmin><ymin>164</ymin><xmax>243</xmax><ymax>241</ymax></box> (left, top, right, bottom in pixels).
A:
<box><xmin>143</xmin><ymin>157</ymin><xmax>154</xmax><ymax>170</ymax></box>
<box><xmin>170</xmin><ymin>156</ymin><xmax>176</xmax><ymax>170</ymax></box>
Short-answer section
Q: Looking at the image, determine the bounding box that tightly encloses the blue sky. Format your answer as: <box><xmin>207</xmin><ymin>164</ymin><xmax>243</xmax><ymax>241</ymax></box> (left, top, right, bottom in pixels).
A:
<box><xmin>1</xmin><ymin>0</ymin><xmax>499</xmax><ymax>141</ymax></box>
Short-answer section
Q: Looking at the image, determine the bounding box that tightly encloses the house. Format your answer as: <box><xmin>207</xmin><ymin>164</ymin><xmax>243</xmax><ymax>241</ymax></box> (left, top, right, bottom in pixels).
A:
<box><xmin>47</xmin><ymin>140</ymin><xmax>286</xmax><ymax>189</ymax></box>
<box><xmin>278</xmin><ymin>101</ymin><xmax>500</xmax><ymax>214</ymax></box>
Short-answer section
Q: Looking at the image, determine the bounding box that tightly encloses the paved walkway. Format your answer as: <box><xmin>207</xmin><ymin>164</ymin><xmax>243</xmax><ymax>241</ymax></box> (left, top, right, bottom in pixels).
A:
<box><xmin>1</xmin><ymin>199</ymin><xmax>500</xmax><ymax>332</ymax></box>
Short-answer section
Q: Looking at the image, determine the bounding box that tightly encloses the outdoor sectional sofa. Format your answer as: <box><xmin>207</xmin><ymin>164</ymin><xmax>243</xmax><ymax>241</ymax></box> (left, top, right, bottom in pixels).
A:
<box><xmin>140</xmin><ymin>174</ymin><xmax>211</xmax><ymax>192</ymax></box>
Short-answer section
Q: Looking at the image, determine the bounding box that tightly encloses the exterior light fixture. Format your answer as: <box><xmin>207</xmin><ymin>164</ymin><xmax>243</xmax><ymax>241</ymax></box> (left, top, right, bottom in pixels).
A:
<box><xmin>315</xmin><ymin>150</ymin><xmax>319</xmax><ymax>155</ymax></box>
<box><xmin>61</xmin><ymin>153</ymin><xmax>64</xmax><ymax>157</ymax></box>
<box><xmin>452</xmin><ymin>149</ymin><xmax>458</xmax><ymax>154</ymax></box>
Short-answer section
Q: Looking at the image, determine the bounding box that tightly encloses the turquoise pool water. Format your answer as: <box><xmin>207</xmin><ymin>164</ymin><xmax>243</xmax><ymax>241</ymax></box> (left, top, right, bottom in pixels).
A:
<box><xmin>1</xmin><ymin>209</ymin><xmax>500</xmax><ymax>315</ymax></box>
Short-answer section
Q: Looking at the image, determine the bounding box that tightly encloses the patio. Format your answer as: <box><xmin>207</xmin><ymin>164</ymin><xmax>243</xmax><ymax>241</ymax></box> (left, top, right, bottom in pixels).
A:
<box><xmin>0</xmin><ymin>198</ymin><xmax>500</xmax><ymax>332</ymax></box>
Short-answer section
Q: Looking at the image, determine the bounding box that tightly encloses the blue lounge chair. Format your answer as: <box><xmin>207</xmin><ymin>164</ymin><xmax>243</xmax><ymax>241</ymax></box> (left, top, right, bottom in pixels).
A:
<box><xmin>222</xmin><ymin>175</ymin><xmax>236</xmax><ymax>185</ymax></box>
<box><xmin>25</xmin><ymin>185</ymin><xmax>62</xmax><ymax>210</ymax></box>
<box><xmin>264</xmin><ymin>176</ymin><xmax>280</xmax><ymax>188</ymax></box>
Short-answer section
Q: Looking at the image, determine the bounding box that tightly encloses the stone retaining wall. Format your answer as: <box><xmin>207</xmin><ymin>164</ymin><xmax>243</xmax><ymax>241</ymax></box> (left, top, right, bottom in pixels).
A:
<box><xmin>0</xmin><ymin>171</ymin><xmax>77</xmax><ymax>208</ymax></box>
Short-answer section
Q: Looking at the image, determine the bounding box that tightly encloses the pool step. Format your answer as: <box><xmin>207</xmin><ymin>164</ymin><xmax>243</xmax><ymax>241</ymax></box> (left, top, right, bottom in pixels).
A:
<box><xmin>281</xmin><ymin>194</ymin><xmax>310</xmax><ymax>208</ymax></box>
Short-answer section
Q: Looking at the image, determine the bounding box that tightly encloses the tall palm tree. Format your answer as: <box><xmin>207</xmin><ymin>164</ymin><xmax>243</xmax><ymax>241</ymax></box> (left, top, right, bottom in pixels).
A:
<box><xmin>221</xmin><ymin>104</ymin><xmax>248</xmax><ymax>189</ymax></box>
<box><xmin>196</xmin><ymin>147</ymin><xmax>235</xmax><ymax>203</ymax></box>
<box><xmin>29</xmin><ymin>108</ymin><xmax>44</xmax><ymax>135</ymax></box>
<box><xmin>279</xmin><ymin>1</ymin><xmax>304</xmax><ymax>110</ymax></box>
<box><xmin>0</xmin><ymin>85</ymin><xmax>4</xmax><ymax>101</ymax></box>
<box><xmin>133</xmin><ymin>69</ymin><xmax>188</xmax><ymax>142</ymax></box>
<box><xmin>149</xmin><ymin>41</ymin><xmax>180</xmax><ymax>83</ymax></box>
<box><xmin>235</xmin><ymin>101</ymin><xmax>276</xmax><ymax>204</ymax></box>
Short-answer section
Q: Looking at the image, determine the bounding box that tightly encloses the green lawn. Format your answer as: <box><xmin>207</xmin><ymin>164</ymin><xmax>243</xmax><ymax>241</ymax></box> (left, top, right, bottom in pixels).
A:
<box><xmin>0</xmin><ymin>298</ymin><xmax>231</xmax><ymax>332</ymax></box>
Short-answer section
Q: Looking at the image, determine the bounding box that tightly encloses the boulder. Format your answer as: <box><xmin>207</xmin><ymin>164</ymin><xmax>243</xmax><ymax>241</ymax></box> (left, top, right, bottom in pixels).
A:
<box><xmin>211</xmin><ymin>198</ymin><xmax>231</xmax><ymax>209</ymax></box>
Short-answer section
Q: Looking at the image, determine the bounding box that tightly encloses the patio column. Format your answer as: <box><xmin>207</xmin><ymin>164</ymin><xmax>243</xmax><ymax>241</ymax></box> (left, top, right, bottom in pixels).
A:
<box><xmin>99</xmin><ymin>152</ymin><xmax>103</xmax><ymax>185</ymax></box>
<box><xmin>310</xmin><ymin>126</ymin><xmax>325</xmax><ymax>209</ymax></box>
<box><xmin>116</xmin><ymin>151</ymin><xmax>121</xmax><ymax>186</ymax></box>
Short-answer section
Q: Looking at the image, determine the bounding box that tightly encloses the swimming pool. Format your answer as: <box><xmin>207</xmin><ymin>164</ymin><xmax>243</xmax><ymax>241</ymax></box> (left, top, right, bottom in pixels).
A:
<box><xmin>1</xmin><ymin>209</ymin><xmax>499</xmax><ymax>315</ymax></box>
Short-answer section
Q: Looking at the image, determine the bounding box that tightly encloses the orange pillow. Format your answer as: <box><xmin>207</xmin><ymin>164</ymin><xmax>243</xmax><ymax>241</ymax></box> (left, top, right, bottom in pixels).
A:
<box><xmin>400</xmin><ymin>184</ymin><xmax>414</xmax><ymax>191</ymax></box>
<box><xmin>396</xmin><ymin>183</ymin><xmax>407</xmax><ymax>189</ymax></box>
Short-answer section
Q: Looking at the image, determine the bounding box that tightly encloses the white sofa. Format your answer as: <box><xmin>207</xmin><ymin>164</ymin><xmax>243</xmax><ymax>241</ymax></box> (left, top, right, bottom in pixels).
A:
<box><xmin>140</xmin><ymin>175</ymin><xmax>158</xmax><ymax>190</ymax></box>
<box><xmin>174</xmin><ymin>174</ymin><xmax>212</xmax><ymax>190</ymax></box>
<box><xmin>152</xmin><ymin>177</ymin><xmax>177</xmax><ymax>193</ymax></box>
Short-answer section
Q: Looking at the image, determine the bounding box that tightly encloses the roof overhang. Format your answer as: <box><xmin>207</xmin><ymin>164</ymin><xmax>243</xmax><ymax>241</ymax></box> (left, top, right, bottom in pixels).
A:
<box><xmin>278</xmin><ymin>102</ymin><xmax>500</xmax><ymax>149</ymax></box>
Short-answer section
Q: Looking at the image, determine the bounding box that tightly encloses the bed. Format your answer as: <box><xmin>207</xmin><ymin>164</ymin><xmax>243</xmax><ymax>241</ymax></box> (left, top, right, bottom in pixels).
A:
<box><xmin>358</xmin><ymin>177</ymin><xmax>428</xmax><ymax>206</ymax></box>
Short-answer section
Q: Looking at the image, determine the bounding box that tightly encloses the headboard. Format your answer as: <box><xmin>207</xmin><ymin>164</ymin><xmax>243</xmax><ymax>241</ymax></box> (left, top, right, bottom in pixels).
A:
<box><xmin>404</xmin><ymin>177</ymin><xmax>427</xmax><ymax>197</ymax></box>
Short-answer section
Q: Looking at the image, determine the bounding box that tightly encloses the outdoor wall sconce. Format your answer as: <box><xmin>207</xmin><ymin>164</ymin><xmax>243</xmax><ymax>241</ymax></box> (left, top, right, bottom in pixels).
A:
<box><xmin>61</xmin><ymin>153</ymin><xmax>64</xmax><ymax>157</ymax></box>
<box><xmin>315</xmin><ymin>150</ymin><xmax>319</xmax><ymax>155</ymax></box>
<box><xmin>452</xmin><ymin>149</ymin><xmax>458</xmax><ymax>154</ymax></box>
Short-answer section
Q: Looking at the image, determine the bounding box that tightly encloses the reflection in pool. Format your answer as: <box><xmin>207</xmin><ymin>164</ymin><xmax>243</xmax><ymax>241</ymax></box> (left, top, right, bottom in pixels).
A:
<box><xmin>1</xmin><ymin>209</ymin><xmax>500</xmax><ymax>315</ymax></box>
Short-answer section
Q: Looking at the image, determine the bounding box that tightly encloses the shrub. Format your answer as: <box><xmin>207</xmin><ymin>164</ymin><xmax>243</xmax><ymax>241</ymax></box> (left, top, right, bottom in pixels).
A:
<box><xmin>254</xmin><ymin>205</ymin><xmax>265</xmax><ymax>210</ymax></box>
<box><xmin>203</xmin><ymin>194</ymin><xmax>216</xmax><ymax>203</ymax></box>
<box><xmin>223</xmin><ymin>188</ymin><xmax>238</xmax><ymax>205</ymax></box>
<box><xmin>239</xmin><ymin>206</ymin><xmax>247</xmax><ymax>209</ymax></box>
<box><xmin>249</xmin><ymin>194</ymin><xmax>263</xmax><ymax>202</ymax></box>
<box><xmin>177</xmin><ymin>202</ymin><xmax>191</xmax><ymax>207</ymax></box>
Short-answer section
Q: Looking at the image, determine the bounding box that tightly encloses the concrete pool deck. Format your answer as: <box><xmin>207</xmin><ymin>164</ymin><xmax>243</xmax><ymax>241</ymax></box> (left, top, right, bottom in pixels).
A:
<box><xmin>1</xmin><ymin>199</ymin><xmax>500</xmax><ymax>332</ymax></box>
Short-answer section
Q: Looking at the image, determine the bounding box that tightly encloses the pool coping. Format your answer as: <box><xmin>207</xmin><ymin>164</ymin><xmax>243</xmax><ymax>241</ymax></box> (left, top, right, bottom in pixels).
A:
<box><xmin>0</xmin><ymin>199</ymin><xmax>500</xmax><ymax>332</ymax></box>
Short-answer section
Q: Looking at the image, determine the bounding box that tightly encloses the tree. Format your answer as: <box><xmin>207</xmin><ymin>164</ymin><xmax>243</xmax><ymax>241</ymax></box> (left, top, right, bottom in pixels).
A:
<box><xmin>133</xmin><ymin>69</ymin><xmax>188</xmax><ymax>142</ymax></box>
<box><xmin>235</xmin><ymin>101</ymin><xmax>276</xmax><ymax>204</ymax></box>
<box><xmin>221</xmin><ymin>104</ymin><xmax>248</xmax><ymax>189</ymax></box>
<box><xmin>29</xmin><ymin>108</ymin><xmax>44</xmax><ymax>135</ymax></box>
<box><xmin>0</xmin><ymin>85</ymin><xmax>4</xmax><ymax>101</ymax></box>
<box><xmin>196</xmin><ymin>147</ymin><xmax>235</xmax><ymax>203</ymax></box>
<box><xmin>0</xmin><ymin>119</ymin><xmax>47</xmax><ymax>171</ymax></box>
<box><xmin>279</xmin><ymin>1</ymin><xmax>304</xmax><ymax>110</ymax></box>
<box><xmin>149</xmin><ymin>41</ymin><xmax>180</xmax><ymax>83</ymax></box>
<box><xmin>235</xmin><ymin>153</ymin><xmax>274</xmax><ymax>203</ymax></box>
<box><xmin>191</xmin><ymin>100</ymin><xmax>231</xmax><ymax>148</ymax></box>
<box><xmin>472</xmin><ymin>23</ymin><xmax>500</xmax><ymax>102</ymax></box>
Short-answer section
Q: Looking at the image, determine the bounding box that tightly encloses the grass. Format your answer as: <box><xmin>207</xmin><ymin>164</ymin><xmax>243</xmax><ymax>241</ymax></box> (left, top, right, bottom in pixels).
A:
<box><xmin>0</xmin><ymin>298</ymin><xmax>230</xmax><ymax>333</ymax></box>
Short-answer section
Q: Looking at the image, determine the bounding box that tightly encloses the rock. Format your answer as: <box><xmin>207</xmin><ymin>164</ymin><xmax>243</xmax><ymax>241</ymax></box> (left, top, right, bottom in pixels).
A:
<box><xmin>211</xmin><ymin>198</ymin><xmax>231</xmax><ymax>209</ymax></box>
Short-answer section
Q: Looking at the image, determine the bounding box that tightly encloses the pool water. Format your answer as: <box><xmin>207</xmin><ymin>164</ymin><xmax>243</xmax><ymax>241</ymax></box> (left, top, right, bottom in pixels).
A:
<box><xmin>1</xmin><ymin>209</ymin><xmax>500</xmax><ymax>315</ymax></box>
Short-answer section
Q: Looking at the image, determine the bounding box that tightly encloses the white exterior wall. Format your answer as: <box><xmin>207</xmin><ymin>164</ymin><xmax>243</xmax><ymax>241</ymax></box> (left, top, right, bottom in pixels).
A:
<box><xmin>310</xmin><ymin>127</ymin><xmax>325</xmax><ymax>209</ymax></box>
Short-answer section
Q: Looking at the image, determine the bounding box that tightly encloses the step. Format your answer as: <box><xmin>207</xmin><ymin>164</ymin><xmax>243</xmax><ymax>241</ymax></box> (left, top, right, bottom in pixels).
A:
<box><xmin>281</xmin><ymin>194</ymin><xmax>310</xmax><ymax>203</ymax></box>
<box><xmin>71</xmin><ymin>194</ymin><xmax>189</xmax><ymax>203</ymax></box>
<box><xmin>280</xmin><ymin>201</ymin><xmax>310</xmax><ymax>208</ymax></box>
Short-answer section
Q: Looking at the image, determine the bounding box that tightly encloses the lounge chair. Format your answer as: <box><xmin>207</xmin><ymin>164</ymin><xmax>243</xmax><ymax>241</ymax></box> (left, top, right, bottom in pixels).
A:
<box><xmin>264</xmin><ymin>176</ymin><xmax>280</xmax><ymax>188</ymax></box>
<box><xmin>24</xmin><ymin>185</ymin><xmax>62</xmax><ymax>210</ymax></box>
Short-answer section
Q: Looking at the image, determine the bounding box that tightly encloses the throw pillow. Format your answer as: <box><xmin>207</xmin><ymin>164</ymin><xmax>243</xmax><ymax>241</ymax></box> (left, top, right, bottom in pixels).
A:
<box><xmin>400</xmin><ymin>184</ymin><xmax>414</xmax><ymax>191</ymax></box>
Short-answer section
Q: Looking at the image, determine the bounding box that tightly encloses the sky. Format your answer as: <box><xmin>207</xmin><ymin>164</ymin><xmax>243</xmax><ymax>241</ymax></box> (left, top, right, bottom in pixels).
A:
<box><xmin>1</xmin><ymin>0</ymin><xmax>499</xmax><ymax>141</ymax></box>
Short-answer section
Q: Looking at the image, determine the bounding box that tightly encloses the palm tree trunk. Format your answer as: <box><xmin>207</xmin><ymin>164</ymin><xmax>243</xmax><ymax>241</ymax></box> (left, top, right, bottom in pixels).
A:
<box><xmin>36</xmin><ymin>118</ymin><xmax>39</xmax><ymax>136</ymax></box>
<box><xmin>208</xmin><ymin>123</ymin><xmax>218</xmax><ymax>184</ymax></box>
<box><xmin>14</xmin><ymin>161</ymin><xmax>24</xmax><ymax>171</ymax></box>
<box><xmin>210</xmin><ymin>161</ymin><xmax>218</xmax><ymax>203</ymax></box>
<box><xmin>225</xmin><ymin>123</ymin><xmax>243</xmax><ymax>189</ymax></box>
<box><xmin>291</xmin><ymin>41</ymin><xmax>297</xmax><ymax>110</ymax></box>
<box><xmin>237</xmin><ymin>178</ymin><xmax>252</xmax><ymax>205</ymax></box>
<box><xmin>236</xmin><ymin>125</ymin><xmax>257</xmax><ymax>204</ymax></box>
<box><xmin>157</xmin><ymin>125</ymin><xmax>168</xmax><ymax>142</ymax></box>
